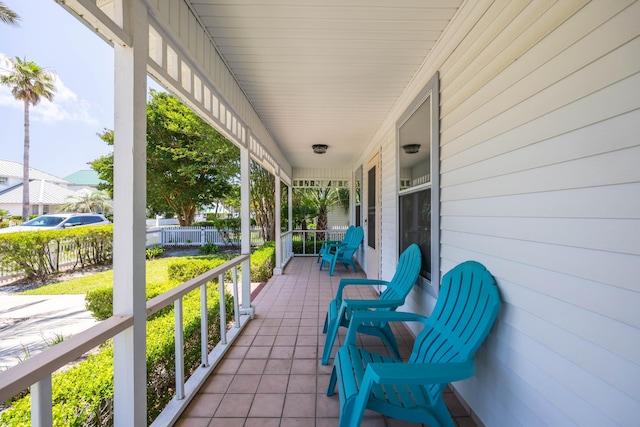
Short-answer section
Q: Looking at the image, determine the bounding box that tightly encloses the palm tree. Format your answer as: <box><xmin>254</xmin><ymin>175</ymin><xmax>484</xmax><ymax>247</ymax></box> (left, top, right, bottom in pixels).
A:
<box><xmin>60</xmin><ymin>190</ymin><xmax>113</xmax><ymax>215</ymax></box>
<box><xmin>1</xmin><ymin>57</ymin><xmax>56</xmax><ymax>221</ymax></box>
<box><xmin>0</xmin><ymin>2</ymin><xmax>20</xmax><ymax>26</ymax></box>
<box><xmin>299</xmin><ymin>187</ymin><xmax>340</xmax><ymax>240</ymax></box>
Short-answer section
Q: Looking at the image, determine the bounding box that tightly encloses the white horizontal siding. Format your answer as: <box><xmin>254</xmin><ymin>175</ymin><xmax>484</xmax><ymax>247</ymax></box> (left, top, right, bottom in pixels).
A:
<box><xmin>373</xmin><ymin>0</ymin><xmax>640</xmax><ymax>426</ymax></box>
<box><xmin>380</xmin><ymin>127</ymin><xmax>399</xmax><ymax>282</ymax></box>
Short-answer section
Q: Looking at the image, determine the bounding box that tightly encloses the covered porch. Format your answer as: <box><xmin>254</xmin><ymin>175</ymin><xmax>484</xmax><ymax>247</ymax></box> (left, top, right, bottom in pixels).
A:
<box><xmin>176</xmin><ymin>256</ymin><xmax>476</xmax><ymax>427</ymax></box>
<box><xmin>0</xmin><ymin>0</ymin><xmax>637</xmax><ymax>425</ymax></box>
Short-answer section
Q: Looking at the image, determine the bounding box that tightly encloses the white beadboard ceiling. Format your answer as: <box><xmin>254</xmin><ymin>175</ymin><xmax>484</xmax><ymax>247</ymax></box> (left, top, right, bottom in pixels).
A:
<box><xmin>187</xmin><ymin>0</ymin><xmax>462</xmax><ymax>169</ymax></box>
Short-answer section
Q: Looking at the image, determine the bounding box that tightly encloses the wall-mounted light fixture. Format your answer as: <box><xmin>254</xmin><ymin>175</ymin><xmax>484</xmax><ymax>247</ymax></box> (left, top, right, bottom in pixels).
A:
<box><xmin>312</xmin><ymin>144</ymin><xmax>328</xmax><ymax>154</ymax></box>
<box><xmin>402</xmin><ymin>144</ymin><xmax>421</xmax><ymax>154</ymax></box>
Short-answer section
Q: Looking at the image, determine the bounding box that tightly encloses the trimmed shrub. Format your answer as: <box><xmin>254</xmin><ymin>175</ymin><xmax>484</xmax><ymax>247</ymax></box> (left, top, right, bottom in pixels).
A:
<box><xmin>250</xmin><ymin>241</ymin><xmax>275</xmax><ymax>282</ymax></box>
<box><xmin>167</xmin><ymin>257</ymin><xmax>229</xmax><ymax>283</ymax></box>
<box><xmin>146</xmin><ymin>246</ymin><xmax>164</xmax><ymax>260</ymax></box>
<box><xmin>198</xmin><ymin>242</ymin><xmax>219</xmax><ymax>255</ymax></box>
<box><xmin>85</xmin><ymin>287</ymin><xmax>113</xmax><ymax>321</ymax></box>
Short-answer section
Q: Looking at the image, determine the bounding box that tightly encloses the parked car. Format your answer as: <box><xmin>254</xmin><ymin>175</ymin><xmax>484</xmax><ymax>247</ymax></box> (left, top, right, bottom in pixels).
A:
<box><xmin>0</xmin><ymin>213</ymin><xmax>111</xmax><ymax>234</ymax></box>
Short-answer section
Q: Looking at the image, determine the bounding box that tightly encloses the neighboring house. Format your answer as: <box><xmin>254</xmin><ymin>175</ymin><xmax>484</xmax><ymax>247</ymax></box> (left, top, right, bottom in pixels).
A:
<box><xmin>326</xmin><ymin>206</ymin><xmax>349</xmax><ymax>228</ymax></box>
<box><xmin>0</xmin><ymin>159</ymin><xmax>75</xmax><ymax>217</ymax></box>
<box><xmin>64</xmin><ymin>169</ymin><xmax>104</xmax><ymax>192</ymax></box>
<box><xmin>0</xmin><ymin>161</ymin><xmax>111</xmax><ymax>217</ymax></box>
<box><xmin>0</xmin><ymin>159</ymin><xmax>70</xmax><ymax>192</ymax></box>
<box><xmin>0</xmin><ymin>179</ymin><xmax>77</xmax><ymax>217</ymax></box>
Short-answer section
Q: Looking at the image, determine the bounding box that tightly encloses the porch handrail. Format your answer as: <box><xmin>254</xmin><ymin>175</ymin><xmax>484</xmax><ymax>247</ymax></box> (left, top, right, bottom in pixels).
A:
<box><xmin>0</xmin><ymin>253</ymin><xmax>252</xmax><ymax>426</ymax></box>
<box><xmin>0</xmin><ymin>315</ymin><xmax>133</xmax><ymax>403</ymax></box>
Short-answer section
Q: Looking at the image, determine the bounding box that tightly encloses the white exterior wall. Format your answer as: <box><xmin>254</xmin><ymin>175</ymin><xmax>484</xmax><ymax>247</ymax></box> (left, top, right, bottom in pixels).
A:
<box><xmin>366</xmin><ymin>1</ymin><xmax>640</xmax><ymax>426</ymax></box>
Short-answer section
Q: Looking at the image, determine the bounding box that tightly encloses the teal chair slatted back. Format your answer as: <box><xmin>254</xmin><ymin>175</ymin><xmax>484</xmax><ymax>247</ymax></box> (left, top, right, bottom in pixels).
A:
<box><xmin>379</xmin><ymin>244</ymin><xmax>422</xmax><ymax>309</ymax></box>
<box><xmin>409</xmin><ymin>261</ymin><xmax>501</xmax><ymax>399</ymax></box>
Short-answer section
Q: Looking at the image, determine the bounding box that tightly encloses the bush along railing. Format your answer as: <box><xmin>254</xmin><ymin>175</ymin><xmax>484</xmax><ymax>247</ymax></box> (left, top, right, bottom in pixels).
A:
<box><xmin>0</xmin><ymin>253</ymin><xmax>251</xmax><ymax>426</ymax></box>
<box><xmin>0</xmin><ymin>225</ymin><xmax>113</xmax><ymax>282</ymax></box>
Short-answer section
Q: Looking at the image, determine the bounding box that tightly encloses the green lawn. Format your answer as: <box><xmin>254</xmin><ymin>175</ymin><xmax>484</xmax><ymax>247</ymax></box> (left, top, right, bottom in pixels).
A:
<box><xmin>19</xmin><ymin>254</ymin><xmax>220</xmax><ymax>295</ymax></box>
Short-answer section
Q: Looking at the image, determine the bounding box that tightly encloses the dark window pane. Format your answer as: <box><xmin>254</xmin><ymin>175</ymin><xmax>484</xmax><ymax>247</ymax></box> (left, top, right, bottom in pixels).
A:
<box><xmin>399</xmin><ymin>189</ymin><xmax>431</xmax><ymax>280</ymax></box>
<box><xmin>367</xmin><ymin>165</ymin><xmax>376</xmax><ymax>249</ymax></box>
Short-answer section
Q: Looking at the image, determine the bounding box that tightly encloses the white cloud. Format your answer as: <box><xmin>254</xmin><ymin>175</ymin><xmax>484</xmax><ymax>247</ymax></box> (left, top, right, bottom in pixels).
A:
<box><xmin>0</xmin><ymin>52</ymin><xmax>98</xmax><ymax>125</ymax></box>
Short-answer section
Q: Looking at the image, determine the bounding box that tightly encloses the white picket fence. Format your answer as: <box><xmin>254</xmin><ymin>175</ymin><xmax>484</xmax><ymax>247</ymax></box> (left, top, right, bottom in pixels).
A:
<box><xmin>154</xmin><ymin>226</ymin><xmax>264</xmax><ymax>247</ymax></box>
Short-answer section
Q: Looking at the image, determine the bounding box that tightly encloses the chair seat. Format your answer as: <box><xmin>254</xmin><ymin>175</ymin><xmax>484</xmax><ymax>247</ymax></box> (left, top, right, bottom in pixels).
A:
<box><xmin>333</xmin><ymin>344</ymin><xmax>441</xmax><ymax>422</ymax></box>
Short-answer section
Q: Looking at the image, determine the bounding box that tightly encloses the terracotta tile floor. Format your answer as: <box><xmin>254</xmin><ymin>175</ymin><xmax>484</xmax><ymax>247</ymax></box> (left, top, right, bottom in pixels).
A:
<box><xmin>176</xmin><ymin>256</ymin><xmax>478</xmax><ymax>427</ymax></box>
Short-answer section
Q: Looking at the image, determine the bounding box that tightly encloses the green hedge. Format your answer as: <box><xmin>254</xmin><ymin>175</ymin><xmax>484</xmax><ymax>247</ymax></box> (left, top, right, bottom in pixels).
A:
<box><xmin>0</xmin><ymin>225</ymin><xmax>113</xmax><ymax>280</ymax></box>
<box><xmin>1</xmin><ymin>255</ymin><xmax>234</xmax><ymax>427</ymax></box>
<box><xmin>250</xmin><ymin>241</ymin><xmax>275</xmax><ymax>282</ymax></box>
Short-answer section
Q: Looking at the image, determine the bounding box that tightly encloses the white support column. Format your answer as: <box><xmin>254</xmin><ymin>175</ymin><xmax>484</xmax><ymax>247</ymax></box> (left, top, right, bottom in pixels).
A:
<box><xmin>288</xmin><ymin>185</ymin><xmax>292</xmax><ymax>233</ymax></box>
<box><xmin>350</xmin><ymin>170</ymin><xmax>356</xmax><ymax>225</ymax></box>
<box><xmin>112</xmin><ymin>0</ymin><xmax>148</xmax><ymax>425</ymax></box>
<box><xmin>273</xmin><ymin>176</ymin><xmax>283</xmax><ymax>275</ymax></box>
<box><xmin>240</xmin><ymin>147</ymin><xmax>254</xmax><ymax>316</ymax></box>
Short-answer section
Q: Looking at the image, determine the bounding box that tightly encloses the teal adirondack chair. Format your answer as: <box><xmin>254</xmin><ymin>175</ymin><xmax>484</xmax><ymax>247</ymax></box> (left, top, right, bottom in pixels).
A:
<box><xmin>327</xmin><ymin>260</ymin><xmax>501</xmax><ymax>427</ymax></box>
<box><xmin>319</xmin><ymin>226</ymin><xmax>364</xmax><ymax>276</ymax></box>
<box><xmin>321</xmin><ymin>243</ymin><xmax>422</xmax><ymax>365</ymax></box>
<box><xmin>317</xmin><ymin>225</ymin><xmax>355</xmax><ymax>263</ymax></box>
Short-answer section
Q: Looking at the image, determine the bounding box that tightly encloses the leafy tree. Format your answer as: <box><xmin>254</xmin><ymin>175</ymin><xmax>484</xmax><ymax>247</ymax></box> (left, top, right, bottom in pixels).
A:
<box><xmin>0</xmin><ymin>2</ymin><xmax>20</xmax><ymax>26</ymax></box>
<box><xmin>0</xmin><ymin>208</ymin><xmax>10</xmax><ymax>221</ymax></box>
<box><xmin>250</xmin><ymin>160</ymin><xmax>275</xmax><ymax>241</ymax></box>
<box><xmin>1</xmin><ymin>57</ymin><xmax>56</xmax><ymax>221</ymax></box>
<box><xmin>60</xmin><ymin>189</ymin><xmax>112</xmax><ymax>215</ymax></box>
<box><xmin>90</xmin><ymin>129</ymin><xmax>114</xmax><ymax>198</ymax></box>
<box><xmin>91</xmin><ymin>90</ymin><xmax>240</xmax><ymax>225</ymax></box>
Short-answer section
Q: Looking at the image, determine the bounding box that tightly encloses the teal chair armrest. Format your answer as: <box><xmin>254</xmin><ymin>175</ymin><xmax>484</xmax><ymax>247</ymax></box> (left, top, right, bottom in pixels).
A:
<box><xmin>336</xmin><ymin>278</ymin><xmax>390</xmax><ymax>300</ymax></box>
<box><xmin>345</xmin><ymin>311</ymin><xmax>430</xmax><ymax>346</ymax></box>
<box><xmin>342</xmin><ymin>299</ymin><xmax>403</xmax><ymax>310</ymax></box>
<box><xmin>364</xmin><ymin>359</ymin><xmax>476</xmax><ymax>385</ymax></box>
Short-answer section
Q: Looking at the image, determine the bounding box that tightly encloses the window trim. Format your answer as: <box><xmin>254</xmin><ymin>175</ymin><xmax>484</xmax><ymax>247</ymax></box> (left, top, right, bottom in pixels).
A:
<box><xmin>396</xmin><ymin>72</ymin><xmax>440</xmax><ymax>294</ymax></box>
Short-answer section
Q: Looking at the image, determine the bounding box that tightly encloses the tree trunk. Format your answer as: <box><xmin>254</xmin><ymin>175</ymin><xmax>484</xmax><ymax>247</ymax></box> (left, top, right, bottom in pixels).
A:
<box><xmin>317</xmin><ymin>206</ymin><xmax>328</xmax><ymax>241</ymax></box>
<box><xmin>22</xmin><ymin>100</ymin><xmax>30</xmax><ymax>222</ymax></box>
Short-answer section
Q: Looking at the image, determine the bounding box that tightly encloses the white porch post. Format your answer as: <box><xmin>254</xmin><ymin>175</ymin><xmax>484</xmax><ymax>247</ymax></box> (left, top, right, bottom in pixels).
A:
<box><xmin>274</xmin><ymin>176</ymin><xmax>283</xmax><ymax>275</ymax></box>
<box><xmin>112</xmin><ymin>0</ymin><xmax>148</xmax><ymax>425</ymax></box>
<box><xmin>240</xmin><ymin>147</ymin><xmax>254</xmax><ymax>315</ymax></box>
<box><xmin>288</xmin><ymin>185</ymin><xmax>292</xmax><ymax>233</ymax></box>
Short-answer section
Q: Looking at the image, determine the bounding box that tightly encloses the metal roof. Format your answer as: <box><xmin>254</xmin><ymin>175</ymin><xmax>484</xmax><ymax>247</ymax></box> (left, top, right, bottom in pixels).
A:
<box><xmin>0</xmin><ymin>180</ymin><xmax>76</xmax><ymax>204</ymax></box>
<box><xmin>64</xmin><ymin>169</ymin><xmax>102</xmax><ymax>186</ymax></box>
<box><xmin>0</xmin><ymin>159</ymin><xmax>70</xmax><ymax>184</ymax></box>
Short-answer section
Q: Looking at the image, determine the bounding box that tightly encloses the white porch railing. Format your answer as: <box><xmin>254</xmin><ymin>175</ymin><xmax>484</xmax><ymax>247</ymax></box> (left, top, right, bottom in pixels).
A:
<box><xmin>0</xmin><ymin>254</ymin><xmax>252</xmax><ymax>426</ymax></box>
<box><xmin>281</xmin><ymin>231</ymin><xmax>293</xmax><ymax>266</ymax></box>
<box><xmin>291</xmin><ymin>227</ymin><xmax>349</xmax><ymax>256</ymax></box>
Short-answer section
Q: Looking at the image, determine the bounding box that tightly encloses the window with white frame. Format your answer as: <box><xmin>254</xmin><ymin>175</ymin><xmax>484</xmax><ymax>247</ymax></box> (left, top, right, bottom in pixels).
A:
<box><xmin>397</xmin><ymin>73</ymin><xmax>440</xmax><ymax>285</ymax></box>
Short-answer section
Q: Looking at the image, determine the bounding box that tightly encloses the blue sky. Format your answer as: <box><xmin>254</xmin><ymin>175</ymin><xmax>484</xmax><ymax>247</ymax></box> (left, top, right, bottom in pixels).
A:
<box><xmin>0</xmin><ymin>0</ymin><xmax>161</xmax><ymax>179</ymax></box>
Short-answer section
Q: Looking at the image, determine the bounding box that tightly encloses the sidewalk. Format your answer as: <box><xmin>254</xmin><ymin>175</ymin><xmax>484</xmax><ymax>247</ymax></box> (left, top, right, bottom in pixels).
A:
<box><xmin>0</xmin><ymin>295</ymin><xmax>97</xmax><ymax>370</ymax></box>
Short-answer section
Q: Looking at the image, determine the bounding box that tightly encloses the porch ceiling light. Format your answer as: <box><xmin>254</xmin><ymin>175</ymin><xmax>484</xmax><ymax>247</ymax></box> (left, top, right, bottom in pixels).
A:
<box><xmin>402</xmin><ymin>144</ymin><xmax>421</xmax><ymax>154</ymax></box>
<box><xmin>312</xmin><ymin>144</ymin><xmax>328</xmax><ymax>154</ymax></box>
